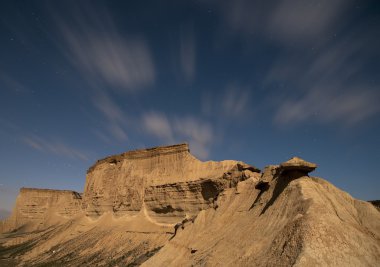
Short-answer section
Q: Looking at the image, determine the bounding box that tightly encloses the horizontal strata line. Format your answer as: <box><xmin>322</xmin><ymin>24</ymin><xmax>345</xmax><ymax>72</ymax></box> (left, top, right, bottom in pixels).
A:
<box><xmin>87</xmin><ymin>143</ymin><xmax>190</xmax><ymax>173</ymax></box>
<box><xmin>20</xmin><ymin>188</ymin><xmax>81</xmax><ymax>195</ymax></box>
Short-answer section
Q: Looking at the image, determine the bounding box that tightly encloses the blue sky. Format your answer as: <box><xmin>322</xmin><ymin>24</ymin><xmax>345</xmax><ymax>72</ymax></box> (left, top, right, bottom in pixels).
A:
<box><xmin>0</xmin><ymin>0</ymin><xmax>379</xmax><ymax>211</ymax></box>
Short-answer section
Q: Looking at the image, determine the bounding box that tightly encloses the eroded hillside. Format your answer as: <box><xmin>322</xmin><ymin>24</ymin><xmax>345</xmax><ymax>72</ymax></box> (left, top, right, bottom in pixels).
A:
<box><xmin>0</xmin><ymin>144</ymin><xmax>379</xmax><ymax>266</ymax></box>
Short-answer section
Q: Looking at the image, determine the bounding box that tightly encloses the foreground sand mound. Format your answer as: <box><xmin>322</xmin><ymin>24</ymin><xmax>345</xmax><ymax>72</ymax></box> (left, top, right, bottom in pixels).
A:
<box><xmin>1</xmin><ymin>144</ymin><xmax>379</xmax><ymax>266</ymax></box>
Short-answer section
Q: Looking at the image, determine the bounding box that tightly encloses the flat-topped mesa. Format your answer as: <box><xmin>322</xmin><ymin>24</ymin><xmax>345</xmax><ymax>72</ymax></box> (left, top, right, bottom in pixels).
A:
<box><xmin>82</xmin><ymin>143</ymin><xmax>260</xmax><ymax>220</ymax></box>
<box><xmin>19</xmin><ymin>187</ymin><xmax>82</xmax><ymax>198</ymax></box>
<box><xmin>0</xmin><ymin>187</ymin><xmax>83</xmax><ymax>233</ymax></box>
<box><xmin>87</xmin><ymin>143</ymin><xmax>190</xmax><ymax>174</ymax></box>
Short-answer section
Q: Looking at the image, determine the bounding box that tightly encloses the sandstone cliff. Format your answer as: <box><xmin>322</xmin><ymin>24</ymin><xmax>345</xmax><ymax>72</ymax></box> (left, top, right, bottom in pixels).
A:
<box><xmin>82</xmin><ymin>143</ymin><xmax>258</xmax><ymax>223</ymax></box>
<box><xmin>0</xmin><ymin>188</ymin><xmax>82</xmax><ymax>233</ymax></box>
<box><xmin>0</xmin><ymin>144</ymin><xmax>379</xmax><ymax>266</ymax></box>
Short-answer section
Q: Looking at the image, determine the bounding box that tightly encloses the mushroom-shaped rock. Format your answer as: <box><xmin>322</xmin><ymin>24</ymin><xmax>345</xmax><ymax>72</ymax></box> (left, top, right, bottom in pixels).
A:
<box><xmin>280</xmin><ymin>157</ymin><xmax>317</xmax><ymax>174</ymax></box>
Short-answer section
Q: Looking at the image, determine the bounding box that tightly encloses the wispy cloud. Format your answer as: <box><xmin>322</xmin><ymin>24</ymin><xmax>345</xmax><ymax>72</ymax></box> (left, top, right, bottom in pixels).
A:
<box><xmin>173</xmin><ymin>117</ymin><xmax>213</xmax><ymax>159</ymax></box>
<box><xmin>51</xmin><ymin>2</ymin><xmax>153</xmax><ymax>143</ymax></box>
<box><xmin>55</xmin><ymin>3</ymin><xmax>155</xmax><ymax>92</ymax></box>
<box><xmin>202</xmin><ymin>84</ymin><xmax>252</xmax><ymax>120</ymax></box>
<box><xmin>0</xmin><ymin>71</ymin><xmax>29</xmax><ymax>93</ymax></box>
<box><xmin>22</xmin><ymin>135</ymin><xmax>89</xmax><ymax>161</ymax></box>
<box><xmin>142</xmin><ymin>112</ymin><xmax>174</xmax><ymax>142</ymax></box>
<box><xmin>215</xmin><ymin>0</ymin><xmax>349</xmax><ymax>45</ymax></box>
<box><xmin>179</xmin><ymin>24</ymin><xmax>196</xmax><ymax>81</ymax></box>
<box><xmin>92</xmin><ymin>91</ymin><xmax>128</xmax><ymax>142</ymax></box>
<box><xmin>207</xmin><ymin>0</ymin><xmax>379</xmax><ymax>128</ymax></box>
<box><xmin>274</xmin><ymin>87</ymin><xmax>379</xmax><ymax>126</ymax></box>
<box><xmin>268</xmin><ymin>28</ymin><xmax>380</xmax><ymax>127</ymax></box>
<box><xmin>141</xmin><ymin>112</ymin><xmax>213</xmax><ymax>159</ymax></box>
<box><xmin>221</xmin><ymin>85</ymin><xmax>251</xmax><ymax>118</ymax></box>
<box><xmin>267</xmin><ymin>0</ymin><xmax>347</xmax><ymax>44</ymax></box>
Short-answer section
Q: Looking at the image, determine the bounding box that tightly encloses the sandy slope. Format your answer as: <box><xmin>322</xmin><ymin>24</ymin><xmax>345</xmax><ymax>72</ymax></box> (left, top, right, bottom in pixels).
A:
<box><xmin>144</xmin><ymin>177</ymin><xmax>380</xmax><ymax>266</ymax></box>
<box><xmin>1</xmin><ymin>171</ymin><xmax>379</xmax><ymax>266</ymax></box>
<box><xmin>142</xmin><ymin>174</ymin><xmax>380</xmax><ymax>266</ymax></box>
<box><xmin>0</xmin><ymin>211</ymin><xmax>172</xmax><ymax>266</ymax></box>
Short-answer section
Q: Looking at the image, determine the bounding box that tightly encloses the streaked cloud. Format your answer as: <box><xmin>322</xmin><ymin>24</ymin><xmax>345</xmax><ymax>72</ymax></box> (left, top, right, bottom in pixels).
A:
<box><xmin>92</xmin><ymin>91</ymin><xmax>128</xmax><ymax>142</ymax></box>
<box><xmin>215</xmin><ymin>0</ymin><xmax>349</xmax><ymax>45</ymax></box>
<box><xmin>141</xmin><ymin>112</ymin><xmax>213</xmax><ymax>159</ymax></box>
<box><xmin>55</xmin><ymin>3</ymin><xmax>155</xmax><ymax>92</ymax></box>
<box><xmin>0</xmin><ymin>71</ymin><xmax>29</xmax><ymax>93</ymax></box>
<box><xmin>206</xmin><ymin>0</ymin><xmax>379</xmax><ymax>128</ymax></box>
<box><xmin>268</xmin><ymin>29</ymin><xmax>379</xmax><ymax>127</ymax></box>
<box><xmin>22</xmin><ymin>135</ymin><xmax>89</xmax><ymax>161</ymax></box>
<box><xmin>267</xmin><ymin>0</ymin><xmax>346</xmax><ymax>43</ymax></box>
<box><xmin>221</xmin><ymin>85</ymin><xmax>251</xmax><ymax>118</ymax></box>
<box><xmin>142</xmin><ymin>112</ymin><xmax>174</xmax><ymax>142</ymax></box>
<box><xmin>202</xmin><ymin>85</ymin><xmax>252</xmax><ymax>120</ymax></box>
<box><xmin>173</xmin><ymin>117</ymin><xmax>213</xmax><ymax>159</ymax></box>
<box><xmin>274</xmin><ymin>87</ymin><xmax>379</xmax><ymax>126</ymax></box>
<box><xmin>179</xmin><ymin>24</ymin><xmax>196</xmax><ymax>81</ymax></box>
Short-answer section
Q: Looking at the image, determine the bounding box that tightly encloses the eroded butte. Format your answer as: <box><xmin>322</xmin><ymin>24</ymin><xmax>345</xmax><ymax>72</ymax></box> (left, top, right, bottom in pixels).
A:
<box><xmin>1</xmin><ymin>144</ymin><xmax>379</xmax><ymax>266</ymax></box>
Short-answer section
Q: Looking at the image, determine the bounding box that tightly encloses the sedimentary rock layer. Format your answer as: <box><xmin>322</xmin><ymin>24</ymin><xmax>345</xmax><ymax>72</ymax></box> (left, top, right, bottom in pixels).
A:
<box><xmin>142</xmin><ymin>165</ymin><xmax>380</xmax><ymax>267</ymax></box>
<box><xmin>0</xmin><ymin>188</ymin><xmax>82</xmax><ymax>233</ymax></box>
<box><xmin>2</xmin><ymin>160</ymin><xmax>379</xmax><ymax>266</ymax></box>
<box><xmin>1</xmin><ymin>144</ymin><xmax>259</xmax><ymax>232</ymax></box>
<box><xmin>144</xmin><ymin>166</ymin><xmax>260</xmax><ymax>224</ymax></box>
<box><xmin>82</xmin><ymin>143</ymin><xmax>256</xmax><ymax>219</ymax></box>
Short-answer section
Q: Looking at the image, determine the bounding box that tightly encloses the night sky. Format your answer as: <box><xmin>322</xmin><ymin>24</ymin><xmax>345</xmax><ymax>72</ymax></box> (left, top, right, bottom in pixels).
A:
<box><xmin>1</xmin><ymin>0</ymin><xmax>379</xmax><ymax>211</ymax></box>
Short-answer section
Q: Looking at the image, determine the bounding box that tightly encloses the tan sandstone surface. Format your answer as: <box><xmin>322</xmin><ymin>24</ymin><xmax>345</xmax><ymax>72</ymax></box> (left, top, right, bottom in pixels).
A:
<box><xmin>0</xmin><ymin>144</ymin><xmax>379</xmax><ymax>266</ymax></box>
<box><xmin>0</xmin><ymin>188</ymin><xmax>82</xmax><ymax>234</ymax></box>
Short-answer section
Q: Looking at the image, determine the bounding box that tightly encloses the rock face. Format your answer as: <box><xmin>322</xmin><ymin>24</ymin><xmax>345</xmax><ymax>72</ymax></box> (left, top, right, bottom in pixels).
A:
<box><xmin>142</xmin><ymin>167</ymin><xmax>380</xmax><ymax>267</ymax></box>
<box><xmin>1</xmin><ymin>144</ymin><xmax>379</xmax><ymax>266</ymax></box>
<box><xmin>144</xmin><ymin>164</ymin><xmax>258</xmax><ymax>224</ymax></box>
<box><xmin>280</xmin><ymin>156</ymin><xmax>317</xmax><ymax>174</ymax></box>
<box><xmin>0</xmin><ymin>188</ymin><xmax>82</xmax><ymax>233</ymax></box>
<box><xmin>82</xmin><ymin>143</ymin><xmax>258</xmax><ymax>222</ymax></box>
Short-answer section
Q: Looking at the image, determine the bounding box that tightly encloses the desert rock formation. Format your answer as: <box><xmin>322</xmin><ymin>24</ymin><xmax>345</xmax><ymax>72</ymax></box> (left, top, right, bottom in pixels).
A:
<box><xmin>279</xmin><ymin>156</ymin><xmax>317</xmax><ymax>174</ymax></box>
<box><xmin>0</xmin><ymin>188</ymin><xmax>82</xmax><ymax>234</ymax></box>
<box><xmin>1</xmin><ymin>144</ymin><xmax>379</xmax><ymax>266</ymax></box>
<box><xmin>82</xmin><ymin>143</ymin><xmax>257</xmax><ymax>223</ymax></box>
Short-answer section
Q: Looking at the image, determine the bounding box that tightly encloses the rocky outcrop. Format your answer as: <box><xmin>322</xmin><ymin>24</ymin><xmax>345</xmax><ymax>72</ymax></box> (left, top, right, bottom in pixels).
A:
<box><xmin>1</xmin><ymin>145</ymin><xmax>379</xmax><ymax>266</ymax></box>
<box><xmin>255</xmin><ymin>158</ymin><xmax>317</xmax><ymax>191</ymax></box>
<box><xmin>279</xmin><ymin>157</ymin><xmax>317</xmax><ymax>174</ymax></box>
<box><xmin>1</xmin><ymin>144</ymin><xmax>259</xmax><ymax>232</ymax></box>
<box><xmin>142</xmin><ymin>164</ymin><xmax>380</xmax><ymax>267</ymax></box>
<box><xmin>145</xmin><ymin>164</ymin><xmax>260</xmax><ymax>224</ymax></box>
<box><xmin>0</xmin><ymin>188</ymin><xmax>82</xmax><ymax>233</ymax></box>
<box><xmin>82</xmin><ymin>143</ymin><xmax>259</xmax><ymax>219</ymax></box>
